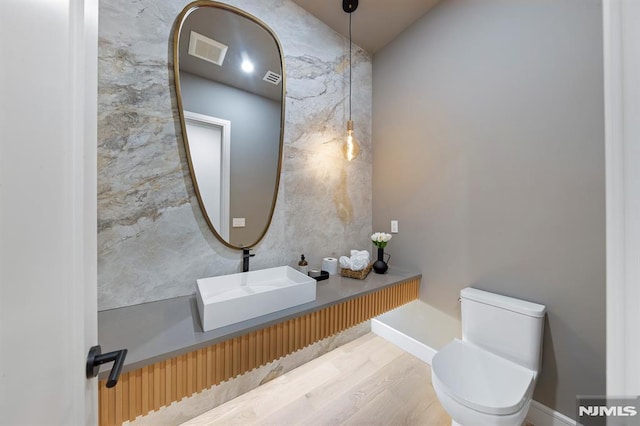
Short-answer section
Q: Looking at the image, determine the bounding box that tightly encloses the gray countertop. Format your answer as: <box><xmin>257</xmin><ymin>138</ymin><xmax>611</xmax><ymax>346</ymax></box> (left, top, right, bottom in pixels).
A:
<box><xmin>97</xmin><ymin>268</ymin><xmax>420</xmax><ymax>378</ymax></box>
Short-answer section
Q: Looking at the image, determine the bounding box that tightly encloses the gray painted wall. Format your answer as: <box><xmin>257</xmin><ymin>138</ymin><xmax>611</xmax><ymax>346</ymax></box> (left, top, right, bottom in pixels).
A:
<box><xmin>372</xmin><ymin>0</ymin><xmax>605</xmax><ymax>418</ymax></box>
<box><xmin>181</xmin><ymin>72</ymin><xmax>281</xmax><ymax>245</ymax></box>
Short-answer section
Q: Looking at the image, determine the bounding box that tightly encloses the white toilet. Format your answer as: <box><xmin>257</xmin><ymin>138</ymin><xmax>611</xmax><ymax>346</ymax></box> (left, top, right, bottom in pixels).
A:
<box><xmin>431</xmin><ymin>287</ymin><xmax>546</xmax><ymax>426</ymax></box>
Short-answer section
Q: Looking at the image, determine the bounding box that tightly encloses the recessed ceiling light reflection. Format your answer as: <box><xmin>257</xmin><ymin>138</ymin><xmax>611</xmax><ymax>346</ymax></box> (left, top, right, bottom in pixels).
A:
<box><xmin>241</xmin><ymin>58</ymin><xmax>254</xmax><ymax>73</ymax></box>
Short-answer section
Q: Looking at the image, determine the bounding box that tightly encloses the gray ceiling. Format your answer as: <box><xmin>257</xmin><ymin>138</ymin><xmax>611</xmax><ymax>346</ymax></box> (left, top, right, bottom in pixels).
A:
<box><xmin>176</xmin><ymin>1</ymin><xmax>443</xmax><ymax>100</ymax></box>
<box><xmin>177</xmin><ymin>5</ymin><xmax>283</xmax><ymax>100</ymax></box>
<box><xmin>291</xmin><ymin>0</ymin><xmax>443</xmax><ymax>54</ymax></box>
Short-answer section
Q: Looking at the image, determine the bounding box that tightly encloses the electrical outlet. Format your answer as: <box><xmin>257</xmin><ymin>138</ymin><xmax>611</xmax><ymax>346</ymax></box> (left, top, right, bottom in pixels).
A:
<box><xmin>232</xmin><ymin>218</ymin><xmax>246</xmax><ymax>228</ymax></box>
<box><xmin>391</xmin><ymin>220</ymin><xmax>398</xmax><ymax>233</ymax></box>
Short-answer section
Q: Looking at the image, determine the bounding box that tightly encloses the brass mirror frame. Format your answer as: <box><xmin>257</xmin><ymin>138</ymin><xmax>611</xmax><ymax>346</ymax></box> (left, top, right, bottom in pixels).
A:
<box><xmin>173</xmin><ymin>1</ymin><xmax>286</xmax><ymax>250</ymax></box>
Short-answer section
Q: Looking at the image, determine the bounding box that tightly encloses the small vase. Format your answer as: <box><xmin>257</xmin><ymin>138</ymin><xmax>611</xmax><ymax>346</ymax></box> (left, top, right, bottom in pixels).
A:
<box><xmin>372</xmin><ymin>247</ymin><xmax>389</xmax><ymax>274</ymax></box>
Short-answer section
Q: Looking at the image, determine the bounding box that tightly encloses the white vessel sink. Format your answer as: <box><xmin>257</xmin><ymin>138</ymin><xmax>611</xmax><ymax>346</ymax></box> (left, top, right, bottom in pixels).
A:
<box><xmin>196</xmin><ymin>266</ymin><xmax>317</xmax><ymax>332</ymax></box>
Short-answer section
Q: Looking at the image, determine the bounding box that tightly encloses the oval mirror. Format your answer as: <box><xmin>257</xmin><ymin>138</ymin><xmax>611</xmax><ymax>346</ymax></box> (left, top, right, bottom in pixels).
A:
<box><xmin>174</xmin><ymin>1</ymin><xmax>285</xmax><ymax>249</ymax></box>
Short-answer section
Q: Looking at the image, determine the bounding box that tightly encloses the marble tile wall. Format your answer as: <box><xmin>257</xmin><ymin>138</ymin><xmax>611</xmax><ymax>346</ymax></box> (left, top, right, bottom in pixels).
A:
<box><xmin>98</xmin><ymin>0</ymin><xmax>372</xmax><ymax>309</ymax></box>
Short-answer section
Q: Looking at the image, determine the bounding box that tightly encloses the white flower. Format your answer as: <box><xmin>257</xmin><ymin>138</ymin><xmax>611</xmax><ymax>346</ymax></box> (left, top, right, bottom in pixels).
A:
<box><xmin>371</xmin><ymin>232</ymin><xmax>392</xmax><ymax>248</ymax></box>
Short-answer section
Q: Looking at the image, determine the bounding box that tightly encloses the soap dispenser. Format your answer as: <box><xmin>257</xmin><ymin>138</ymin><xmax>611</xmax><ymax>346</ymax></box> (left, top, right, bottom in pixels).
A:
<box><xmin>298</xmin><ymin>254</ymin><xmax>309</xmax><ymax>275</ymax></box>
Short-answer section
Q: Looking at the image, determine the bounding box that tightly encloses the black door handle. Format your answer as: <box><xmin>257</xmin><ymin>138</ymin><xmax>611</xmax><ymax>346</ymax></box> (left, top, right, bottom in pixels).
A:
<box><xmin>86</xmin><ymin>345</ymin><xmax>127</xmax><ymax>388</ymax></box>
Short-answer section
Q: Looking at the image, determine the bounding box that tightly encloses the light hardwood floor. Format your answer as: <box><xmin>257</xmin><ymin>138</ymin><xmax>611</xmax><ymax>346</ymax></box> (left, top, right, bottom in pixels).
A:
<box><xmin>182</xmin><ymin>333</ymin><xmax>451</xmax><ymax>426</ymax></box>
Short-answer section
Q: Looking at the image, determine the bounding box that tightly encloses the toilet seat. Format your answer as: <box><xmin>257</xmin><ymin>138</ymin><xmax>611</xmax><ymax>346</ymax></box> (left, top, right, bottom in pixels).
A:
<box><xmin>431</xmin><ymin>339</ymin><xmax>535</xmax><ymax>416</ymax></box>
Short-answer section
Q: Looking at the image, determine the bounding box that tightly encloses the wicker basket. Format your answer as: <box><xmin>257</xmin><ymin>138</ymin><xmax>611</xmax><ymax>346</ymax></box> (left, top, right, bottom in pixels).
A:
<box><xmin>340</xmin><ymin>263</ymin><xmax>372</xmax><ymax>280</ymax></box>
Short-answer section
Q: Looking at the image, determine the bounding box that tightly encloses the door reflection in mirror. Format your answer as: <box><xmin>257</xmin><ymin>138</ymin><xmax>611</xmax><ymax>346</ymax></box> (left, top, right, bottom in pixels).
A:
<box><xmin>184</xmin><ymin>111</ymin><xmax>230</xmax><ymax>240</ymax></box>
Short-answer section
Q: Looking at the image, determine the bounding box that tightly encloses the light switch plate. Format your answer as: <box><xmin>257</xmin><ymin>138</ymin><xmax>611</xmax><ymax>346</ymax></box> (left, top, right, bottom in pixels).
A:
<box><xmin>391</xmin><ymin>220</ymin><xmax>398</xmax><ymax>233</ymax></box>
<box><xmin>232</xmin><ymin>218</ymin><xmax>246</xmax><ymax>228</ymax></box>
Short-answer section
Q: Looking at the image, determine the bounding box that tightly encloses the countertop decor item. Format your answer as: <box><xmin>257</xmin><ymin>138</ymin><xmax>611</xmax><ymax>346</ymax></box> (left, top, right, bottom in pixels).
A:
<box><xmin>339</xmin><ymin>250</ymin><xmax>370</xmax><ymax>271</ymax></box>
<box><xmin>322</xmin><ymin>257</ymin><xmax>339</xmax><ymax>275</ymax></box>
<box><xmin>298</xmin><ymin>254</ymin><xmax>309</xmax><ymax>274</ymax></box>
<box><xmin>339</xmin><ymin>249</ymin><xmax>372</xmax><ymax>279</ymax></box>
<box><xmin>371</xmin><ymin>232</ymin><xmax>392</xmax><ymax>274</ymax></box>
<box><xmin>309</xmin><ymin>269</ymin><xmax>330</xmax><ymax>281</ymax></box>
<box><xmin>340</xmin><ymin>262</ymin><xmax>372</xmax><ymax>280</ymax></box>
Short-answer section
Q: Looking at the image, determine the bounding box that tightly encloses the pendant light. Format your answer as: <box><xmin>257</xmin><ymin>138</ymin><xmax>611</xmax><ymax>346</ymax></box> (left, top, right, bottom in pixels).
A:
<box><xmin>342</xmin><ymin>0</ymin><xmax>360</xmax><ymax>162</ymax></box>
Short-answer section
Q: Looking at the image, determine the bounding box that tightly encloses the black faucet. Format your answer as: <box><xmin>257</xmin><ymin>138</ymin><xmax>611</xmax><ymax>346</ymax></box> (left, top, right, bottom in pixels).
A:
<box><xmin>242</xmin><ymin>248</ymin><xmax>255</xmax><ymax>272</ymax></box>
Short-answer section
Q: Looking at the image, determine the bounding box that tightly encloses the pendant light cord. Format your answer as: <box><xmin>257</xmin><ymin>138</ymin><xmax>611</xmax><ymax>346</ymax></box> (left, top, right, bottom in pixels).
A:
<box><xmin>349</xmin><ymin>9</ymin><xmax>352</xmax><ymax>121</ymax></box>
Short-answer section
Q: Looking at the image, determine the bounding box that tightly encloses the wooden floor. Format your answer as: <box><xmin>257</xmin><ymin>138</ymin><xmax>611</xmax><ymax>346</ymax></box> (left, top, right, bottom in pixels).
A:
<box><xmin>182</xmin><ymin>333</ymin><xmax>451</xmax><ymax>426</ymax></box>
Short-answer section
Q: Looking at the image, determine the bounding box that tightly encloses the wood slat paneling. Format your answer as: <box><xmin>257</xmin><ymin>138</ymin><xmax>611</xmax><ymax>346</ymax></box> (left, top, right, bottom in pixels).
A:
<box><xmin>99</xmin><ymin>278</ymin><xmax>419</xmax><ymax>425</ymax></box>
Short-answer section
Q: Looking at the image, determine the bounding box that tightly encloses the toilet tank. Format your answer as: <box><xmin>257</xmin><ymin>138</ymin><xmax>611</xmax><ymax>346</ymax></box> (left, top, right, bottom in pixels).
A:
<box><xmin>460</xmin><ymin>287</ymin><xmax>546</xmax><ymax>373</ymax></box>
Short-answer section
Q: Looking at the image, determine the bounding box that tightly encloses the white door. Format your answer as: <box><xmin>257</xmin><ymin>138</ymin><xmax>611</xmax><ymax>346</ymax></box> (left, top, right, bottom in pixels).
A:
<box><xmin>184</xmin><ymin>112</ymin><xmax>231</xmax><ymax>240</ymax></box>
<box><xmin>604</xmin><ymin>0</ymin><xmax>640</xmax><ymax>394</ymax></box>
<box><xmin>0</xmin><ymin>0</ymin><xmax>99</xmax><ymax>424</ymax></box>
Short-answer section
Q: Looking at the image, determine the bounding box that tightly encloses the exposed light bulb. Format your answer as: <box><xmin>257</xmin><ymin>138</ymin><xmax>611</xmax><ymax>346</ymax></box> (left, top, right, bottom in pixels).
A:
<box><xmin>343</xmin><ymin>120</ymin><xmax>360</xmax><ymax>161</ymax></box>
<box><xmin>241</xmin><ymin>58</ymin><xmax>254</xmax><ymax>73</ymax></box>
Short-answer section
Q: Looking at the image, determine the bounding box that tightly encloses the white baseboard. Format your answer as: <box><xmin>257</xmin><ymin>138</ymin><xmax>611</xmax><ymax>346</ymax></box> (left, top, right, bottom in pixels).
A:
<box><xmin>371</xmin><ymin>318</ymin><xmax>437</xmax><ymax>365</ymax></box>
<box><xmin>371</xmin><ymin>318</ymin><xmax>576</xmax><ymax>426</ymax></box>
<box><xmin>526</xmin><ymin>401</ymin><xmax>576</xmax><ymax>426</ymax></box>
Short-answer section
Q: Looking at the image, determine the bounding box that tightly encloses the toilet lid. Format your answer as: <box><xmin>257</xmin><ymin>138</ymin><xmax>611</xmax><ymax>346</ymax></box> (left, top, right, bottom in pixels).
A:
<box><xmin>432</xmin><ymin>339</ymin><xmax>535</xmax><ymax>415</ymax></box>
